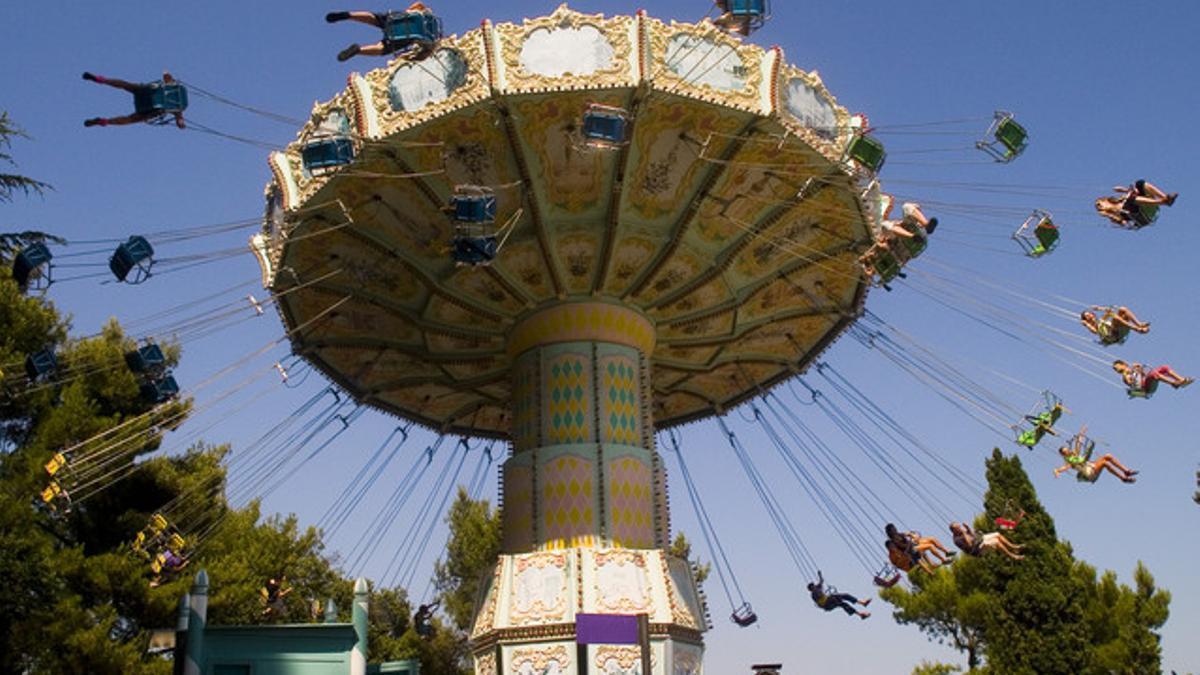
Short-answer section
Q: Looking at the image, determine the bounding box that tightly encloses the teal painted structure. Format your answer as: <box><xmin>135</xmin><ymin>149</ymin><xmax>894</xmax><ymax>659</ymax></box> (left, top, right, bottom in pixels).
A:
<box><xmin>176</xmin><ymin>570</ymin><xmax>419</xmax><ymax>675</ymax></box>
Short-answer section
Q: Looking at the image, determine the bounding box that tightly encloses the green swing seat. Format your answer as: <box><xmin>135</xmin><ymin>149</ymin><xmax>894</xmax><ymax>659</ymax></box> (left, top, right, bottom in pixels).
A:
<box><xmin>862</xmin><ymin>221</ymin><xmax>928</xmax><ymax>288</ymax></box>
<box><xmin>977</xmin><ymin>111</ymin><xmax>1028</xmax><ymax>163</ymax></box>
<box><xmin>1014</xmin><ymin>393</ymin><xmax>1064</xmax><ymax>447</ymax></box>
<box><xmin>846</xmin><ymin>134</ymin><xmax>886</xmax><ymax>174</ymax></box>
<box><xmin>1013</xmin><ymin>210</ymin><xmax>1059</xmax><ymax>257</ymax></box>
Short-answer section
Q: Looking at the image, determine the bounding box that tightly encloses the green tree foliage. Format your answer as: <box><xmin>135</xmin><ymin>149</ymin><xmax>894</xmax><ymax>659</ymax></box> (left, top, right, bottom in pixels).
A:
<box><xmin>0</xmin><ymin>253</ymin><xmax>357</xmax><ymax>670</ymax></box>
<box><xmin>434</xmin><ymin>487</ymin><xmax>501</xmax><ymax>632</ymax></box>
<box><xmin>882</xmin><ymin>449</ymin><xmax>1170</xmax><ymax>674</ymax></box>
<box><xmin>0</xmin><ymin>114</ymin><xmax>449</xmax><ymax>674</ymax></box>
<box><xmin>912</xmin><ymin>662</ymin><xmax>961</xmax><ymax>675</ymax></box>
<box><xmin>0</xmin><ymin>112</ymin><xmax>52</xmax><ymax>203</ymax></box>
<box><xmin>669</xmin><ymin>531</ymin><xmax>710</xmax><ymax>586</ymax></box>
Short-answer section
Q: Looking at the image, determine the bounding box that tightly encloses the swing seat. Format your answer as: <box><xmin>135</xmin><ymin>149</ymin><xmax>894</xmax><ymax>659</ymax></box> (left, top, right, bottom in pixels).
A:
<box><xmin>451</xmin><ymin>236</ymin><xmax>499</xmax><ymax>265</ymax></box>
<box><xmin>301</xmin><ymin>135</ymin><xmax>355</xmax><ymax>175</ymax></box>
<box><xmin>125</xmin><ymin>343</ymin><xmax>167</xmax><ymax>374</ymax></box>
<box><xmin>731</xmin><ymin>602</ymin><xmax>758</xmax><ymax>627</ymax></box>
<box><xmin>871</xmin><ymin>249</ymin><xmax>903</xmax><ymax>285</ymax></box>
<box><xmin>861</xmin><ymin>222</ymin><xmax>926</xmax><ymax>287</ymax></box>
<box><xmin>110</xmin><ymin>235</ymin><xmax>155</xmax><ymax>283</ymax></box>
<box><xmin>582</xmin><ymin>104</ymin><xmax>630</xmax><ymax>148</ymax></box>
<box><xmin>44</xmin><ymin>452</ymin><xmax>67</xmax><ymax>477</ymax></box>
<box><xmin>977</xmin><ymin>111</ymin><xmax>1027</xmax><ymax>163</ymax></box>
<box><xmin>1014</xmin><ymin>393</ymin><xmax>1063</xmax><ymax>446</ymax></box>
<box><xmin>40</xmin><ymin>481</ymin><xmax>63</xmax><ymax>504</ymax></box>
<box><xmin>133</xmin><ymin>82</ymin><xmax>189</xmax><ymax>115</ymax></box>
<box><xmin>996</xmin><ymin>514</ymin><xmax>1023</xmax><ymax>530</ymax></box>
<box><xmin>873</xmin><ymin>571</ymin><xmax>901</xmax><ymax>588</ymax></box>
<box><xmin>1127</xmin><ymin>378</ymin><xmax>1158</xmax><ymax>399</ymax></box>
<box><xmin>383</xmin><ymin>11</ymin><xmax>443</xmax><ymax>49</ymax></box>
<box><xmin>132</xmin><ymin>531</ymin><xmax>150</xmax><ymax>557</ymax></box>
<box><xmin>1126</xmin><ymin>203</ymin><xmax>1159</xmax><ymax>229</ymax></box>
<box><xmin>167</xmin><ymin>533</ymin><xmax>187</xmax><ymax>551</ymax></box>
<box><xmin>450</xmin><ymin>189</ymin><xmax>497</xmax><ymax>223</ymax></box>
<box><xmin>1012</xmin><ymin>211</ymin><xmax>1058</xmax><ymax>258</ymax></box>
<box><xmin>845</xmin><ymin>134</ymin><xmax>886</xmax><ymax>174</ymax></box>
<box><xmin>140</xmin><ymin>373</ymin><xmax>180</xmax><ymax>404</ymax></box>
<box><xmin>12</xmin><ymin>243</ymin><xmax>53</xmax><ymax>289</ymax></box>
<box><xmin>24</xmin><ymin>349</ymin><xmax>58</xmax><ymax>381</ymax></box>
<box><xmin>150</xmin><ymin>513</ymin><xmax>169</xmax><ymax>533</ymax></box>
<box><xmin>718</xmin><ymin>0</ymin><xmax>770</xmax><ymax>29</ymax></box>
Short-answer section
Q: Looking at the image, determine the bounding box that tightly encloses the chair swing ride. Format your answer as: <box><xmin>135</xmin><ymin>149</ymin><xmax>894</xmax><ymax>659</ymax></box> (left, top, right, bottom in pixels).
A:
<box><xmin>14</xmin><ymin>2</ymin><xmax>1191</xmax><ymax>670</ymax></box>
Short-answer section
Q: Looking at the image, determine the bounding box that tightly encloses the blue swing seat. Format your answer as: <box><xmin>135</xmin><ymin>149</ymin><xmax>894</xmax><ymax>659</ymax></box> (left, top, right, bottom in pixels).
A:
<box><xmin>450</xmin><ymin>191</ymin><xmax>497</xmax><ymax>223</ymax></box>
<box><xmin>582</xmin><ymin>105</ymin><xmax>630</xmax><ymax>148</ymax></box>
<box><xmin>110</xmin><ymin>235</ymin><xmax>155</xmax><ymax>283</ymax></box>
<box><xmin>140</xmin><ymin>373</ymin><xmax>180</xmax><ymax>404</ymax></box>
<box><xmin>383</xmin><ymin>11</ymin><xmax>443</xmax><ymax>51</ymax></box>
<box><xmin>719</xmin><ymin>0</ymin><xmax>770</xmax><ymax>30</ymax></box>
<box><xmin>126</xmin><ymin>343</ymin><xmax>167</xmax><ymax>374</ymax></box>
<box><xmin>25</xmin><ymin>349</ymin><xmax>58</xmax><ymax>381</ymax></box>
<box><xmin>12</xmin><ymin>243</ymin><xmax>53</xmax><ymax>289</ymax></box>
<box><xmin>133</xmin><ymin>82</ymin><xmax>188</xmax><ymax>115</ymax></box>
<box><xmin>451</xmin><ymin>236</ymin><xmax>499</xmax><ymax>266</ymax></box>
<box><xmin>301</xmin><ymin>135</ymin><xmax>355</xmax><ymax>175</ymax></box>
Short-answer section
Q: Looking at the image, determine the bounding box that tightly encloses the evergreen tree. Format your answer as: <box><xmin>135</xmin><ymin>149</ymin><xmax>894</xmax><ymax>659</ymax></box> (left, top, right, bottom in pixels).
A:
<box><xmin>434</xmin><ymin>487</ymin><xmax>501</xmax><ymax>633</ymax></box>
<box><xmin>0</xmin><ymin>112</ymin><xmax>51</xmax><ymax>204</ymax></box>
<box><xmin>882</xmin><ymin>449</ymin><xmax>1170</xmax><ymax>674</ymax></box>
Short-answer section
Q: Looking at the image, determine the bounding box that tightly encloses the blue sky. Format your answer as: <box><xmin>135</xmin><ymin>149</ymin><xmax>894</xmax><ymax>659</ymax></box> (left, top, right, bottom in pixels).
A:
<box><xmin>3</xmin><ymin>1</ymin><xmax>1199</xmax><ymax>672</ymax></box>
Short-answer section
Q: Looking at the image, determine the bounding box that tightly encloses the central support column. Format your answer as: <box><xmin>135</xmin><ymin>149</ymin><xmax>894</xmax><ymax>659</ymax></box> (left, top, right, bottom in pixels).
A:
<box><xmin>470</xmin><ymin>302</ymin><xmax>708</xmax><ymax>675</ymax></box>
<box><xmin>501</xmin><ymin>302</ymin><xmax>666</xmax><ymax>553</ymax></box>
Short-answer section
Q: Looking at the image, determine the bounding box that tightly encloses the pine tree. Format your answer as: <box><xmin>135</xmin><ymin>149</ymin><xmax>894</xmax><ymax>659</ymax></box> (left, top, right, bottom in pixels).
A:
<box><xmin>0</xmin><ymin>112</ymin><xmax>52</xmax><ymax>204</ymax></box>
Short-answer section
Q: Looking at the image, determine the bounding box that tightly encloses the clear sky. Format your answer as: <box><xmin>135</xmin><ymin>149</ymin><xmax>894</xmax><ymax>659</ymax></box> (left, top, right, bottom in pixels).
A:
<box><xmin>3</xmin><ymin>2</ymin><xmax>1198</xmax><ymax>673</ymax></box>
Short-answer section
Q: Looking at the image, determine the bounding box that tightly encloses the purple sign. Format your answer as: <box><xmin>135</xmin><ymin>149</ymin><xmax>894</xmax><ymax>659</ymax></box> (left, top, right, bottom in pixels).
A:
<box><xmin>575</xmin><ymin>613</ymin><xmax>640</xmax><ymax>645</ymax></box>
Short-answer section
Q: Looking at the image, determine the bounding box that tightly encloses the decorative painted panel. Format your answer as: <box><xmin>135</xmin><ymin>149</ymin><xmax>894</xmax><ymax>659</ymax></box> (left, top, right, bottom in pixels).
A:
<box><xmin>542</xmin><ymin>348</ymin><xmax>594</xmax><ymax>445</ymax></box>
<box><xmin>511</xmin><ymin>350</ymin><xmax>540</xmax><ymax>451</ymax></box>
<box><xmin>475</xmin><ymin>651</ymin><xmax>497</xmax><ymax>675</ymax></box>
<box><xmin>594</xmin><ymin>645</ymin><xmax>657</xmax><ymax>675</ymax></box>
<box><xmin>509</xmin><ymin>644</ymin><xmax>571</xmax><ymax>675</ymax></box>
<box><xmin>509</xmin><ymin>552</ymin><xmax>571</xmax><ymax>626</ymax></box>
<box><xmin>387</xmin><ymin>48</ymin><xmax>468</xmax><ymax>112</ymax></box>
<box><xmin>664</xmin><ymin>557</ymin><xmax>704</xmax><ymax>631</ymax></box>
<box><xmin>605</xmin><ymin>453</ymin><xmax>655</xmax><ymax>548</ymax></box>
<box><xmin>598</xmin><ymin>348</ymin><xmax>642</xmax><ymax>446</ymax></box>
<box><xmin>593</xmin><ymin>550</ymin><xmax>653</xmax><ymax>614</ymax></box>
<box><xmin>539</xmin><ymin>452</ymin><xmax>597</xmax><ymax>549</ymax></box>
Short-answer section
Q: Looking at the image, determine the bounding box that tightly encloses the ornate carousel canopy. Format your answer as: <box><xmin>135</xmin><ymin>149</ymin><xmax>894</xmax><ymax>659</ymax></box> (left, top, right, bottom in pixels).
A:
<box><xmin>253</xmin><ymin>4</ymin><xmax>874</xmax><ymax>438</ymax></box>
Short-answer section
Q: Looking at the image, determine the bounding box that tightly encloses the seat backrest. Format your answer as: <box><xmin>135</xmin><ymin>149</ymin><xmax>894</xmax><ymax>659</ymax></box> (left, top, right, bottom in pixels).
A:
<box><xmin>727</xmin><ymin>0</ymin><xmax>767</xmax><ymax>16</ymax></box>
<box><xmin>996</xmin><ymin>117</ymin><xmax>1028</xmax><ymax>155</ymax></box>
<box><xmin>847</xmin><ymin>135</ymin><xmax>886</xmax><ymax>173</ymax></box>
<box><xmin>384</xmin><ymin>12</ymin><xmax>443</xmax><ymax>43</ymax></box>
<box><xmin>583</xmin><ymin>110</ymin><xmax>627</xmax><ymax>144</ymax></box>
<box><xmin>301</xmin><ymin>136</ymin><xmax>355</xmax><ymax>172</ymax></box>
<box><xmin>13</xmin><ymin>243</ymin><xmax>53</xmax><ymax>286</ymax></box>
<box><xmin>451</xmin><ymin>193</ymin><xmax>497</xmax><ymax>223</ymax></box>
<box><xmin>1034</xmin><ymin>222</ymin><xmax>1059</xmax><ymax>250</ymax></box>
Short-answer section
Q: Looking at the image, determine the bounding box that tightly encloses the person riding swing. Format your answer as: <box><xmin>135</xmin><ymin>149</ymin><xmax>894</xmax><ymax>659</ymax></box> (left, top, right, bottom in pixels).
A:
<box><xmin>807</xmin><ymin>571</ymin><xmax>870</xmax><ymax>620</ymax></box>
<box><xmin>82</xmin><ymin>71</ymin><xmax>186</xmax><ymax>129</ymax></box>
